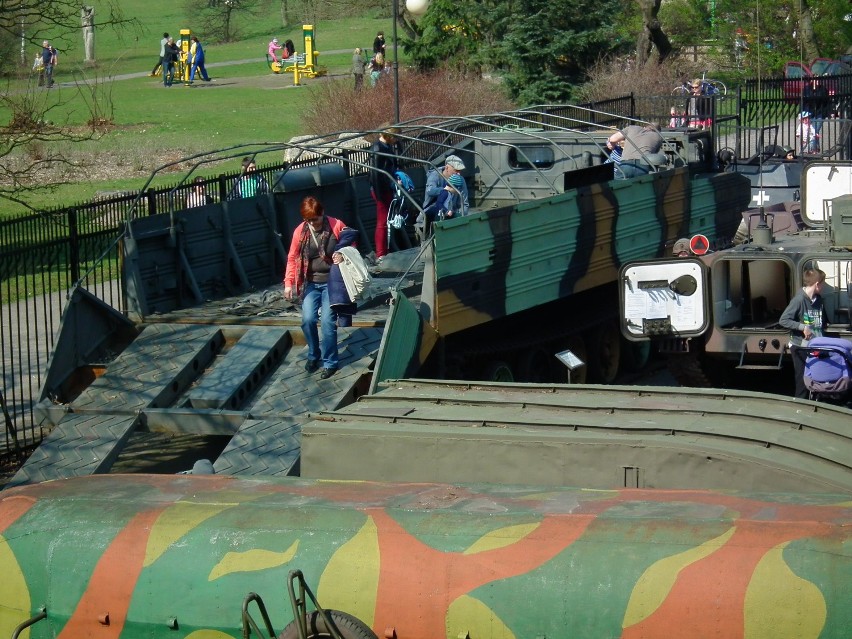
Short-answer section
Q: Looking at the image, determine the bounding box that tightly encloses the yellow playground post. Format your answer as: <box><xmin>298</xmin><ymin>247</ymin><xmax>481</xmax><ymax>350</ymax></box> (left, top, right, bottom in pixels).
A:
<box><xmin>297</xmin><ymin>24</ymin><xmax>326</xmax><ymax>78</ymax></box>
<box><xmin>179</xmin><ymin>28</ymin><xmax>192</xmax><ymax>84</ymax></box>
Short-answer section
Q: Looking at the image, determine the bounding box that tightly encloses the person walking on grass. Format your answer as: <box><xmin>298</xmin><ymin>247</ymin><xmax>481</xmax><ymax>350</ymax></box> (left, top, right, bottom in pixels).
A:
<box><xmin>187</xmin><ymin>35</ymin><xmax>211</xmax><ymax>84</ymax></box>
<box><xmin>38</xmin><ymin>41</ymin><xmax>55</xmax><ymax>87</ymax></box>
<box><xmin>162</xmin><ymin>37</ymin><xmax>180</xmax><ymax>87</ymax></box>
<box><xmin>150</xmin><ymin>33</ymin><xmax>169</xmax><ymax>76</ymax></box>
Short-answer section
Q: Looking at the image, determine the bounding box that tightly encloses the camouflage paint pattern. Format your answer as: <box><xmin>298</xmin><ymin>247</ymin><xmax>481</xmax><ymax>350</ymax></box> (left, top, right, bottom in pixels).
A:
<box><xmin>426</xmin><ymin>169</ymin><xmax>750</xmax><ymax>335</ymax></box>
<box><xmin>1</xmin><ymin>475</ymin><xmax>849</xmax><ymax>639</ymax></box>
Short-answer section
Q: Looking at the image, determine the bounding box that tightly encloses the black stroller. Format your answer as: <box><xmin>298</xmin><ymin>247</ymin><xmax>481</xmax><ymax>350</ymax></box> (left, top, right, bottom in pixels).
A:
<box><xmin>387</xmin><ymin>170</ymin><xmax>416</xmax><ymax>251</ymax></box>
<box><xmin>803</xmin><ymin>337</ymin><xmax>852</xmax><ymax>404</ymax></box>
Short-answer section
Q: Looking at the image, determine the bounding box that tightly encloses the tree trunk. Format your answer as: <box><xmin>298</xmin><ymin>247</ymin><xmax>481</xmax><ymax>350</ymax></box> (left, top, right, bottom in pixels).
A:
<box><xmin>635</xmin><ymin>0</ymin><xmax>671</xmax><ymax>65</ymax></box>
<box><xmin>796</xmin><ymin>0</ymin><xmax>820</xmax><ymax>61</ymax></box>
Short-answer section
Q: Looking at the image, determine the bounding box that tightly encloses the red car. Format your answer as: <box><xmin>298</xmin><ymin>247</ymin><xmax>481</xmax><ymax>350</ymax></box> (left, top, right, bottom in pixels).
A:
<box><xmin>783</xmin><ymin>58</ymin><xmax>851</xmax><ymax>104</ymax></box>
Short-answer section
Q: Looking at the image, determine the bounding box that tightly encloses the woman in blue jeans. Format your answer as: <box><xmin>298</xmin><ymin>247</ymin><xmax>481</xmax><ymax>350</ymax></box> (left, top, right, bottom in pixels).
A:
<box><xmin>283</xmin><ymin>197</ymin><xmax>354</xmax><ymax>379</ymax></box>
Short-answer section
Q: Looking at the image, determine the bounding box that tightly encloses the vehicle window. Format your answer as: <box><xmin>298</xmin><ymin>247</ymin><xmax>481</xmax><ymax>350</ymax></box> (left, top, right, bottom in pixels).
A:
<box><xmin>811</xmin><ymin>60</ymin><xmax>831</xmax><ymax>75</ymax></box>
<box><xmin>784</xmin><ymin>64</ymin><xmax>805</xmax><ymax>79</ymax></box>
<box><xmin>508</xmin><ymin>146</ymin><xmax>555</xmax><ymax>169</ymax></box>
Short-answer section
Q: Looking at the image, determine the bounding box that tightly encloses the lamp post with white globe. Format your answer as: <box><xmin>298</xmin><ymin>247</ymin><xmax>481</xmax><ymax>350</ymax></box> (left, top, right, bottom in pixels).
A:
<box><xmin>392</xmin><ymin>0</ymin><xmax>430</xmax><ymax>122</ymax></box>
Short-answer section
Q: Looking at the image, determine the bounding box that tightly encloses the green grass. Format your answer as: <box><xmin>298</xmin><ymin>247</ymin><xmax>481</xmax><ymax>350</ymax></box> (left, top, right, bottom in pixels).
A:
<box><xmin>2</xmin><ymin>4</ymin><xmax>393</xmax><ymax>217</ymax></box>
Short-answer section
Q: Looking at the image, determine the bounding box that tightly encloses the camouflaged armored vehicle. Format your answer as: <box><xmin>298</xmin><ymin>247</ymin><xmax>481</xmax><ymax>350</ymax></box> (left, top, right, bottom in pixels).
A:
<box><xmin>618</xmin><ymin>160</ymin><xmax>852</xmax><ymax>388</ymax></box>
<box><xmin>12</xmin><ymin>106</ymin><xmax>752</xmax><ymax>488</ymax></box>
<box><xmin>6</xmin><ymin>108</ymin><xmax>852</xmax><ymax>639</ymax></box>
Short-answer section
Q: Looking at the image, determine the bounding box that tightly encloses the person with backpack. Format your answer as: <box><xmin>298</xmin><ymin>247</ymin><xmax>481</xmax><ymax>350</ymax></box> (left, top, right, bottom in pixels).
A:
<box><xmin>368</xmin><ymin>126</ymin><xmax>402</xmax><ymax>262</ymax></box>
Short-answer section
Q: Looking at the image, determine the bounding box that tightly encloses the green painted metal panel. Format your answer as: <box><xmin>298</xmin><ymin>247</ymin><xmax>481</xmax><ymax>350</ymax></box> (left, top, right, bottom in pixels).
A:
<box><xmin>0</xmin><ymin>475</ymin><xmax>849</xmax><ymax>639</ymax></box>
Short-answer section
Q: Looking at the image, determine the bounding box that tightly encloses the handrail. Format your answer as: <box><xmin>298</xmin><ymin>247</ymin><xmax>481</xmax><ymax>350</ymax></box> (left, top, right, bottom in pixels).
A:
<box><xmin>11</xmin><ymin>608</ymin><xmax>47</xmax><ymax>639</ymax></box>
<box><xmin>240</xmin><ymin>592</ymin><xmax>277</xmax><ymax>639</ymax></box>
<box><xmin>287</xmin><ymin>569</ymin><xmax>344</xmax><ymax>639</ymax></box>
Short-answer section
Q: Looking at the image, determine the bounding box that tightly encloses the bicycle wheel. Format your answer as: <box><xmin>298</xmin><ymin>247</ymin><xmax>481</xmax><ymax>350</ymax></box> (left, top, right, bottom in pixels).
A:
<box><xmin>708</xmin><ymin>79</ymin><xmax>727</xmax><ymax>96</ymax></box>
<box><xmin>671</xmin><ymin>85</ymin><xmax>690</xmax><ymax>96</ymax></box>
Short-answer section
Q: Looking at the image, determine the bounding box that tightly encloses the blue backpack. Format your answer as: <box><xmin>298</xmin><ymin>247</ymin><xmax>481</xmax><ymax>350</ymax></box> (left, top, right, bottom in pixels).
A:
<box><xmin>395</xmin><ymin>170</ymin><xmax>415</xmax><ymax>193</ymax></box>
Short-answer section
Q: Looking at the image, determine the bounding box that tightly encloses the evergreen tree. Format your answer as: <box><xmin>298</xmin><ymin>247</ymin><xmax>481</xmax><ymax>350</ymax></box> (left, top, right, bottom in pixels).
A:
<box><xmin>501</xmin><ymin>0</ymin><xmax>620</xmax><ymax>104</ymax></box>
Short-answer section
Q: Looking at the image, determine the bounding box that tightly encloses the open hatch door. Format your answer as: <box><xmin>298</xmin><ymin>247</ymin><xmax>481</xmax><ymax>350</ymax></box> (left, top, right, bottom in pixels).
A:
<box><xmin>619</xmin><ymin>259</ymin><xmax>710</xmax><ymax>340</ymax></box>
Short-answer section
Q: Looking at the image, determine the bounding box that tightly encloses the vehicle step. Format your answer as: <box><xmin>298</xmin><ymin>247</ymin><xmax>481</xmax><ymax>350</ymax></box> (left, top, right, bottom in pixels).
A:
<box><xmin>736</xmin><ymin>364</ymin><xmax>784</xmax><ymax>370</ymax></box>
<box><xmin>188</xmin><ymin>327</ymin><xmax>292</xmax><ymax>410</ymax></box>
<box><xmin>6</xmin><ymin>413</ymin><xmax>139</xmax><ymax>488</ymax></box>
<box><xmin>71</xmin><ymin>324</ymin><xmax>224</xmax><ymax>413</ymax></box>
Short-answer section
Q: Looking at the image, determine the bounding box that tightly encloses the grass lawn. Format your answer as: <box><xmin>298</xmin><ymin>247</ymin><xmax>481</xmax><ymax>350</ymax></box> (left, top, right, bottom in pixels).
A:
<box><xmin>2</xmin><ymin>3</ymin><xmax>393</xmax><ymax>217</ymax></box>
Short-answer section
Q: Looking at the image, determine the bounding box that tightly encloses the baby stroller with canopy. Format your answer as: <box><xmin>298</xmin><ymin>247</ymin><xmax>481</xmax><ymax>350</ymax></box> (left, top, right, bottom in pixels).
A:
<box><xmin>803</xmin><ymin>337</ymin><xmax>852</xmax><ymax>404</ymax></box>
<box><xmin>387</xmin><ymin>170</ymin><xmax>416</xmax><ymax>251</ymax></box>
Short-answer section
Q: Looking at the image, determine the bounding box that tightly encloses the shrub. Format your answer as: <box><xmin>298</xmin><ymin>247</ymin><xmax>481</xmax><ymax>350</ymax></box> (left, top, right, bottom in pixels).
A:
<box><xmin>301</xmin><ymin>67</ymin><xmax>516</xmax><ymax>134</ymax></box>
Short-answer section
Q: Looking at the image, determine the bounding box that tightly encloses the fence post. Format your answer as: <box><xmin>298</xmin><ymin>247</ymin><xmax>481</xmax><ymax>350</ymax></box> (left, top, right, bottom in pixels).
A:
<box><xmin>68</xmin><ymin>207</ymin><xmax>80</xmax><ymax>285</ymax></box>
<box><xmin>146</xmin><ymin>188</ymin><xmax>158</xmax><ymax>216</ymax></box>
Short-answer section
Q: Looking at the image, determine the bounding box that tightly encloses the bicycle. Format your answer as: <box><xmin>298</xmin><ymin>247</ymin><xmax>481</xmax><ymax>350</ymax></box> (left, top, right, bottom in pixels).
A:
<box><xmin>672</xmin><ymin>74</ymin><xmax>727</xmax><ymax>97</ymax></box>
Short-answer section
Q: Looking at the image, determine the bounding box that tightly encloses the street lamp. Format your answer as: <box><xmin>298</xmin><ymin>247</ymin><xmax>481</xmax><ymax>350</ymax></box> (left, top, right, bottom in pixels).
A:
<box><xmin>392</xmin><ymin>0</ymin><xmax>400</xmax><ymax>123</ymax></box>
<box><xmin>396</xmin><ymin>0</ymin><xmax>430</xmax><ymax>123</ymax></box>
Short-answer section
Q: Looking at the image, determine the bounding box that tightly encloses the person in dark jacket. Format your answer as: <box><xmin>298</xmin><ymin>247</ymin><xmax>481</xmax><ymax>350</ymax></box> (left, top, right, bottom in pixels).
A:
<box><xmin>803</xmin><ymin>76</ymin><xmax>830</xmax><ymax>134</ymax></box>
<box><xmin>368</xmin><ymin>126</ymin><xmax>402</xmax><ymax>261</ymax></box>
<box><xmin>779</xmin><ymin>268</ymin><xmax>827</xmax><ymax>398</ymax></box>
<box><xmin>162</xmin><ymin>37</ymin><xmax>180</xmax><ymax>87</ymax></box>
<box><xmin>373</xmin><ymin>31</ymin><xmax>386</xmax><ymax>57</ymax></box>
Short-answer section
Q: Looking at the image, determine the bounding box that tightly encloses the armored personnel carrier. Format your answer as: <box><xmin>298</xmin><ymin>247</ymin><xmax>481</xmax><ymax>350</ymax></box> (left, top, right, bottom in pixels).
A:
<box><xmin>618</xmin><ymin>160</ymin><xmax>852</xmax><ymax>389</ymax></box>
<box><xmin>9</xmin><ymin>106</ymin><xmax>751</xmax><ymax>488</ymax></box>
<box><xmin>4</xmin><ymin>108</ymin><xmax>852</xmax><ymax>639</ymax></box>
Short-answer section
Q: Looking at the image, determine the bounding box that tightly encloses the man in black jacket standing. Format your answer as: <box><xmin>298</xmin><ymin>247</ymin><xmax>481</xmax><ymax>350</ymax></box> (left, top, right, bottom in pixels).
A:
<box><xmin>369</xmin><ymin>126</ymin><xmax>401</xmax><ymax>262</ymax></box>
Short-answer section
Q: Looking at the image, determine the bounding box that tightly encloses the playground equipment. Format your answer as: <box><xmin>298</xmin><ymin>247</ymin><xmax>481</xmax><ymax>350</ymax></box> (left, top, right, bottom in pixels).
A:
<box><xmin>281</xmin><ymin>25</ymin><xmax>326</xmax><ymax>79</ymax></box>
<box><xmin>179</xmin><ymin>28</ymin><xmax>191</xmax><ymax>84</ymax></box>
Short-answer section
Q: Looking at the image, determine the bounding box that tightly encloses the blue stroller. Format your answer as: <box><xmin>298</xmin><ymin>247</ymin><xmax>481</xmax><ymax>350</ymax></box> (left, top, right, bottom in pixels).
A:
<box><xmin>803</xmin><ymin>337</ymin><xmax>852</xmax><ymax>404</ymax></box>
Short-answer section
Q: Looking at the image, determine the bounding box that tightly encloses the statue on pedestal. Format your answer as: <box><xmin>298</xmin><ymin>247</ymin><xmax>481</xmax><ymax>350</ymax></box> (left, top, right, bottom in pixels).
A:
<box><xmin>82</xmin><ymin>6</ymin><xmax>95</xmax><ymax>62</ymax></box>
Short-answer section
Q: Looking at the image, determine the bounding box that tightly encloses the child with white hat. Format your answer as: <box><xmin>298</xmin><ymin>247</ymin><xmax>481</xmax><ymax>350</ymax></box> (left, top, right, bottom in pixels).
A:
<box><xmin>796</xmin><ymin>111</ymin><xmax>819</xmax><ymax>155</ymax></box>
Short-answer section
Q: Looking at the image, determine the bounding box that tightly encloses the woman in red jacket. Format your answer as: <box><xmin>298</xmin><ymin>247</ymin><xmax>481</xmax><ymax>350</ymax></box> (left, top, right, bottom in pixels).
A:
<box><xmin>283</xmin><ymin>196</ymin><xmax>352</xmax><ymax>379</ymax></box>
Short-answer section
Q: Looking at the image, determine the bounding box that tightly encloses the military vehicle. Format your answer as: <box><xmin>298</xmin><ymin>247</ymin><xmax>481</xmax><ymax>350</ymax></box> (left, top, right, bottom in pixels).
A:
<box><xmin>6</xmin><ymin>106</ymin><xmax>752</xmax><ymax>487</ymax></box>
<box><xmin>1</xmin><ymin>472</ymin><xmax>850</xmax><ymax>639</ymax></box>
<box><xmin>618</xmin><ymin>160</ymin><xmax>852</xmax><ymax>388</ymax></box>
<box><xmin>4</xmin><ymin>106</ymin><xmax>851</xmax><ymax>639</ymax></box>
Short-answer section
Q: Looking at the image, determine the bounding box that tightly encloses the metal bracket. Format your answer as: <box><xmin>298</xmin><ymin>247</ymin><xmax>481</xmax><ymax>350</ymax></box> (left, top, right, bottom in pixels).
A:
<box><xmin>287</xmin><ymin>569</ymin><xmax>345</xmax><ymax>639</ymax></box>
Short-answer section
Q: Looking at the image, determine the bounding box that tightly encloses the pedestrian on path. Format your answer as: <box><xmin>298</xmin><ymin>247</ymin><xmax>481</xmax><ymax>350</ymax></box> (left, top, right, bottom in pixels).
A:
<box><xmin>352</xmin><ymin>47</ymin><xmax>365</xmax><ymax>91</ymax></box>
<box><xmin>187</xmin><ymin>35</ymin><xmax>211</xmax><ymax>84</ymax></box>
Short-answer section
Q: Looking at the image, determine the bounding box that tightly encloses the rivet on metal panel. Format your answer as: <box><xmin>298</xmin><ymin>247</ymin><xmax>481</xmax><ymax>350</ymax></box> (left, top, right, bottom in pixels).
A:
<box><xmin>97</xmin><ymin>613</ymin><xmax>110</xmax><ymax>625</ymax></box>
<box><xmin>384</xmin><ymin>627</ymin><xmax>397</xmax><ymax>639</ymax></box>
<box><xmin>167</xmin><ymin>617</ymin><xmax>179</xmax><ymax>630</ymax></box>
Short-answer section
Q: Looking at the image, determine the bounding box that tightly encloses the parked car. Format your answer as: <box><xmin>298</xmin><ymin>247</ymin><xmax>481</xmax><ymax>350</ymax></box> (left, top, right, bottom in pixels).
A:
<box><xmin>783</xmin><ymin>58</ymin><xmax>852</xmax><ymax>113</ymax></box>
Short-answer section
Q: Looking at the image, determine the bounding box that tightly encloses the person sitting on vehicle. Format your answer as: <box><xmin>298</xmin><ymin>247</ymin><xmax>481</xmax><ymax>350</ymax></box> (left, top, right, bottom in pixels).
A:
<box><xmin>607</xmin><ymin>123</ymin><xmax>665</xmax><ymax>179</ymax></box>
